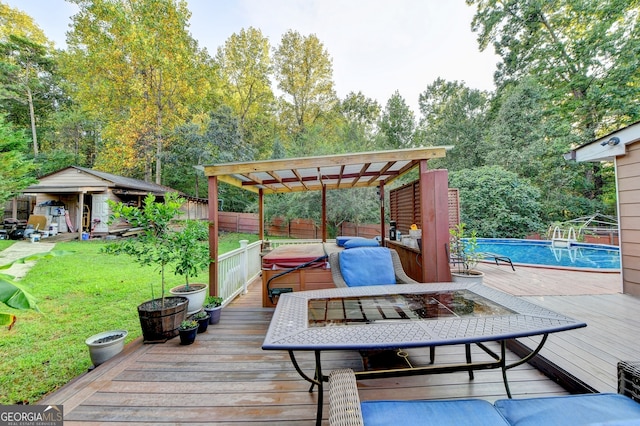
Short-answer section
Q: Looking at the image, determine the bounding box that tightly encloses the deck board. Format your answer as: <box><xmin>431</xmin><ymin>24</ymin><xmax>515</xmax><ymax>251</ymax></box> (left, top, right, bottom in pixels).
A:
<box><xmin>40</xmin><ymin>263</ymin><xmax>635</xmax><ymax>424</ymax></box>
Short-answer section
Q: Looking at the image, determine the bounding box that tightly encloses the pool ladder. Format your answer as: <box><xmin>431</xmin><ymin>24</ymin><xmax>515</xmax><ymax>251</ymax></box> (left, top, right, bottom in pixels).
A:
<box><xmin>551</xmin><ymin>226</ymin><xmax>577</xmax><ymax>248</ymax></box>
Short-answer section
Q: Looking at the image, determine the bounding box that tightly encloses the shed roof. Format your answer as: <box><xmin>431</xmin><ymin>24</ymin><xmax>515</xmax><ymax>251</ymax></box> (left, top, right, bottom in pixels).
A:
<box><xmin>202</xmin><ymin>147</ymin><xmax>449</xmax><ymax>194</ymax></box>
<box><xmin>23</xmin><ymin>166</ymin><xmax>179</xmax><ymax>195</ymax></box>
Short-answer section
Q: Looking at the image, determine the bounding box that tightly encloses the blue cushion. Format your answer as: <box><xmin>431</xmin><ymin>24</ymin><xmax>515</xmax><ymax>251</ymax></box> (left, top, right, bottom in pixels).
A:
<box><xmin>343</xmin><ymin>238</ymin><xmax>380</xmax><ymax>248</ymax></box>
<box><xmin>361</xmin><ymin>399</ymin><xmax>510</xmax><ymax>426</ymax></box>
<box><xmin>494</xmin><ymin>393</ymin><xmax>640</xmax><ymax>426</ymax></box>
<box><xmin>338</xmin><ymin>247</ymin><xmax>396</xmax><ymax>286</ymax></box>
<box><xmin>336</xmin><ymin>236</ymin><xmax>358</xmax><ymax>247</ymax></box>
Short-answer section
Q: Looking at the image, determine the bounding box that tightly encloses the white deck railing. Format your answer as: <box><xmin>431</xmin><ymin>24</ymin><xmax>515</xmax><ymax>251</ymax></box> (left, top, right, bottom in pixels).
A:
<box><xmin>215</xmin><ymin>239</ymin><xmax>336</xmax><ymax>306</ymax></box>
<box><xmin>216</xmin><ymin>240</ymin><xmax>262</xmax><ymax>305</ymax></box>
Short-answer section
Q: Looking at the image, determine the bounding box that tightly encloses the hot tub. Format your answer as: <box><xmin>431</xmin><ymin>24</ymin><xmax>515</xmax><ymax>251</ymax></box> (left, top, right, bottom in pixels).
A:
<box><xmin>262</xmin><ymin>243</ymin><xmax>342</xmax><ymax>307</ymax></box>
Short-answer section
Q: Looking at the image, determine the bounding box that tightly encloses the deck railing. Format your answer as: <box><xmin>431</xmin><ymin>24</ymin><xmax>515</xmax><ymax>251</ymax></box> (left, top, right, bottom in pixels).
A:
<box><xmin>216</xmin><ymin>240</ymin><xmax>262</xmax><ymax>305</ymax></box>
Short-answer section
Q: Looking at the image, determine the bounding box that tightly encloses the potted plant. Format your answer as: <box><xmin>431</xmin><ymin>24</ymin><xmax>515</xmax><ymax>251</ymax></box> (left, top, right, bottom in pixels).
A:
<box><xmin>178</xmin><ymin>320</ymin><xmax>198</xmax><ymax>345</ymax></box>
<box><xmin>449</xmin><ymin>223</ymin><xmax>484</xmax><ymax>284</ymax></box>
<box><xmin>203</xmin><ymin>295</ymin><xmax>223</xmax><ymax>324</ymax></box>
<box><xmin>104</xmin><ymin>192</ymin><xmax>189</xmax><ymax>343</ymax></box>
<box><xmin>168</xmin><ymin>220</ymin><xmax>211</xmax><ymax>315</ymax></box>
<box><xmin>191</xmin><ymin>310</ymin><xmax>210</xmax><ymax>333</ymax></box>
<box><xmin>85</xmin><ymin>330</ymin><xmax>128</xmax><ymax>367</ymax></box>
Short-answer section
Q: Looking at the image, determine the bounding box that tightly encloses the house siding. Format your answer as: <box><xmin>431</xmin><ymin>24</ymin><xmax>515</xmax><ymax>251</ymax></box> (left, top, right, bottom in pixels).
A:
<box><xmin>617</xmin><ymin>141</ymin><xmax>640</xmax><ymax>296</ymax></box>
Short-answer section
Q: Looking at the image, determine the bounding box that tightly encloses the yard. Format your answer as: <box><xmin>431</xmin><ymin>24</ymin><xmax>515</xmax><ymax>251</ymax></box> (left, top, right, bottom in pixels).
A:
<box><xmin>0</xmin><ymin>232</ymin><xmax>259</xmax><ymax>405</ymax></box>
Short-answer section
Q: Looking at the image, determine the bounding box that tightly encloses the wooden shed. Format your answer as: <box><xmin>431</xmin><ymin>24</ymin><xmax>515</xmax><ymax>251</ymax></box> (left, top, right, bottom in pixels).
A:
<box><xmin>566</xmin><ymin>121</ymin><xmax>639</xmax><ymax>296</ymax></box>
<box><xmin>21</xmin><ymin>166</ymin><xmax>208</xmax><ymax>239</ymax></box>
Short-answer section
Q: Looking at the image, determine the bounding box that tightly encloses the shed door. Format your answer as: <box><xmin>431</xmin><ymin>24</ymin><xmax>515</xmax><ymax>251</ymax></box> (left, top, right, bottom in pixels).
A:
<box><xmin>91</xmin><ymin>194</ymin><xmax>109</xmax><ymax>233</ymax></box>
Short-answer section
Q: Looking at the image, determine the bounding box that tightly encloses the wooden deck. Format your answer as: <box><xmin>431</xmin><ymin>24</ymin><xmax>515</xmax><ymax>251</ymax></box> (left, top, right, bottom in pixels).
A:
<box><xmin>40</xmin><ymin>263</ymin><xmax>637</xmax><ymax>425</ymax></box>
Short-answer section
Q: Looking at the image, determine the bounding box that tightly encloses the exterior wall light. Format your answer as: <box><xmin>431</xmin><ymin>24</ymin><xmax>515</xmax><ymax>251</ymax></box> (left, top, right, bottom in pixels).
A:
<box><xmin>601</xmin><ymin>137</ymin><xmax>620</xmax><ymax>146</ymax></box>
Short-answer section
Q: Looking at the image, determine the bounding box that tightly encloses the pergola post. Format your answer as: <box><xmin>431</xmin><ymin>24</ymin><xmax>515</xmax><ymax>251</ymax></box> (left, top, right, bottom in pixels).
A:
<box><xmin>208</xmin><ymin>176</ymin><xmax>219</xmax><ymax>297</ymax></box>
<box><xmin>379</xmin><ymin>182</ymin><xmax>385</xmax><ymax>241</ymax></box>
<box><xmin>419</xmin><ymin>162</ymin><xmax>451</xmax><ymax>282</ymax></box>
<box><xmin>258</xmin><ymin>189</ymin><xmax>264</xmax><ymax>241</ymax></box>
<box><xmin>321</xmin><ymin>185</ymin><xmax>327</xmax><ymax>241</ymax></box>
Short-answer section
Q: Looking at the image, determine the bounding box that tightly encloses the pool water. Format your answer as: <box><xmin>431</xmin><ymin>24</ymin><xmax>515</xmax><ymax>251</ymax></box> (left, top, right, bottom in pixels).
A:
<box><xmin>475</xmin><ymin>239</ymin><xmax>620</xmax><ymax>270</ymax></box>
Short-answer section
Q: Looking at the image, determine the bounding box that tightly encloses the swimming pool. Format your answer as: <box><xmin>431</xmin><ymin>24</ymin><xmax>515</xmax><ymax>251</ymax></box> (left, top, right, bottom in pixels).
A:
<box><xmin>475</xmin><ymin>239</ymin><xmax>620</xmax><ymax>271</ymax></box>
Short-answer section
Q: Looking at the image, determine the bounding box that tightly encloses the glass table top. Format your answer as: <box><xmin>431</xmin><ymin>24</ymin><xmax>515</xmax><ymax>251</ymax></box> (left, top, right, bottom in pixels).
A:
<box><xmin>308</xmin><ymin>289</ymin><xmax>516</xmax><ymax>327</ymax></box>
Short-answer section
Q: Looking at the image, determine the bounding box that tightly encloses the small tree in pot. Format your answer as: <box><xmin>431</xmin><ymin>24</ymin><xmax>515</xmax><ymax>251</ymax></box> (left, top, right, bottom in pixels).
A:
<box><xmin>449</xmin><ymin>223</ymin><xmax>484</xmax><ymax>284</ymax></box>
<box><xmin>169</xmin><ymin>219</ymin><xmax>212</xmax><ymax>315</ymax></box>
<box><xmin>104</xmin><ymin>192</ymin><xmax>190</xmax><ymax>343</ymax></box>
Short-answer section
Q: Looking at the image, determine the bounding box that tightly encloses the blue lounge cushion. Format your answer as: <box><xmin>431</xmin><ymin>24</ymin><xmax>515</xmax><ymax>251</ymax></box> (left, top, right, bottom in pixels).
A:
<box><xmin>339</xmin><ymin>247</ymin><xmax>395</xmax><ymax>286</ymax></box>
<box><xmin>361</xmin><ymin>399</ymin><xmax>511</xmax><ymax>426</ymax></box>
<box><xmin>336</xmin><ymin>236</ymin><xmax>358</xmax><ymax>247</ymax></box>
<box><xmin>343</xmin><ymin>237</ymin><xmax>380</xmax><ymax>249</ymax></box>
<box><xmin>494</xmin><ymin>393</ymin><xmax>640</xmax><ymax>426</ymax></box>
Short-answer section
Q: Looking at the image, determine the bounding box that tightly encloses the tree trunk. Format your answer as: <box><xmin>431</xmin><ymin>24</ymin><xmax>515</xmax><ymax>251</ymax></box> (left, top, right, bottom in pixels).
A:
<box><xmin>27</xmin><ymin>86</ymin><xmax>38</xmax><ymax>156</ymax></box>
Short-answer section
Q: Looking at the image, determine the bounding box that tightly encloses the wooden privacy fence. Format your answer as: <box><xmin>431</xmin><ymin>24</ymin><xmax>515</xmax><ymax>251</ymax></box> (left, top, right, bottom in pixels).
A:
<box><xmin>217</xmin><ymin>212</ymin><xmax>382</xmax><ymax>239</ymax></box>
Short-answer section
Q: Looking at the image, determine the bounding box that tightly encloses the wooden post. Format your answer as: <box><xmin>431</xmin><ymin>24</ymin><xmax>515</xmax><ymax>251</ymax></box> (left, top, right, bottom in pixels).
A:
<box><xmin>322</xmin><ymin>185</ymin><xmax>327</xmax><ymax>242</ymax></box>
<box><xmin>258</xmin><ymin>189</ymin><xmax>264</xmax><ymax>240</ymax></box>
<box><xmin>208</xmin><ymin>176</ymin><xmax>219</xmax><ymax>297</ymax></box>
<box><xmin>379</xmin><ymin>182</ymin><xmax>385</xmax><ymax>244</ymax></box>
<box><xmin>419</xmin><ymin>163</ymin><xmax>451</xmax><ymax>282</ymax></box>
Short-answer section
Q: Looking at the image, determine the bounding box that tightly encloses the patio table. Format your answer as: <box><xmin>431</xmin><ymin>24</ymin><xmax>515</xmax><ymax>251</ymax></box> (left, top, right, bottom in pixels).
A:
<box><xmin>262</xmin><ymin>282</ymin><xmax>587</xmax><ymax>425</ymax></box>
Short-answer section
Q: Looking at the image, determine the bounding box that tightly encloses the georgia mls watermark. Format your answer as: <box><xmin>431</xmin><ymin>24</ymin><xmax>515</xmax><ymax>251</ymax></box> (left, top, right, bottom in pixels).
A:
<box><xmin>0</xmin><ymin>405</ymin><xmax>63</xmax><ymax>426</ymax></box>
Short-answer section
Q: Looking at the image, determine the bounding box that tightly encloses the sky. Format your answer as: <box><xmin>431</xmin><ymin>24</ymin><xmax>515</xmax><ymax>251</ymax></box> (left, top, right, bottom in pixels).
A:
<box><xmin>4</xmin><ymin>0</ymin><xmax>499</xmax><ymax>114</ymax></box>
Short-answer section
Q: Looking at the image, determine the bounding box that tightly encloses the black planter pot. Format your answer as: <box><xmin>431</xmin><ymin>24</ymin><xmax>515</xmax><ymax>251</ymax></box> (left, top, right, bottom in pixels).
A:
<box><xmin>196</xmin><ymin>314</ymin><xmax>210</xmax><ymax>333</ymax></box>
<box><xmin>178</xmin><ymin>326</ymin><xmax>198</xmax><ymax>345</ymax></box>
<box><xmin>137</xmin><ymin>297</ymin><xmax>189</xmax><ymax>343</ymax></box>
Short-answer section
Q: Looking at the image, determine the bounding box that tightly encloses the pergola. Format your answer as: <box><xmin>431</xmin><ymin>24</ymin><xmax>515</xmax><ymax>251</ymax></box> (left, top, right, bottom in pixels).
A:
<box><xmin>202</xmin><ymin>147</ymin><xmax>453</xmax><ymax>296</ymax></box>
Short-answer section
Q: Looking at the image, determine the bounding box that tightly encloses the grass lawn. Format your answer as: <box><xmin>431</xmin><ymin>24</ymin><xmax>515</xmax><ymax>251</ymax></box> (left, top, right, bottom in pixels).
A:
<box><xmin>0</xmin><ymin>232</ymin><xmax>259</xmax><ymax>405</ymax></box>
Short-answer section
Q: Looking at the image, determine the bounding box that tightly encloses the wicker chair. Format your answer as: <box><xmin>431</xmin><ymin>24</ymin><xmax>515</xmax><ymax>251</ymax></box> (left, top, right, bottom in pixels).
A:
<box><xmin>328</xmin><ymin>362</ymin><xmax>640</xmax><ymax>426</ymax></box>
<box><xmin>328</xmin><ymin>248</ymin><xmax>418</xmax><ymax>288</ymax></box>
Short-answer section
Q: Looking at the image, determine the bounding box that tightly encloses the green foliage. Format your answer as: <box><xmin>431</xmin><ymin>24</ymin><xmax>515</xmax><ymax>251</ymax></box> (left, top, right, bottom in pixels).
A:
<box><xmin>179</xmin><ymin>319</ymin><xmax>198</xmax><ymax>330</ymax></box>
<box><xmin>103</xmin><ymin>192</ymin><xmax>185</xmax><ymax>300</ymax></box>
<box><xmin>64</xmin><ymin>0</ymin><xmax>213</xmax><ymax>182</ymax></box>
<box><xmin>449</xmin><ymin>166</ymin><xmax>543</xmax><ymax>238</ymax></box>
<box><xmin>417</xmin><ymin>78</ymin><xmax>489</xmax><ymax>171</ymax></box>
<box><xmin>449</xmin><ymin>223</ymin><xmax>483</xmax><ymax>274</ymax></box>
<box><xmin>171</xmin><ymin>220</ymin><xmax>211</xmax><ymax>289</ymax></box>
<box><xmin>204</xmin><ymin>295</ymin><xmax>223</xmax><ymax>308</ymax></box>
<box><xmin>0</xmin><ymin>115</ymin><xmax>36</xmax><ymax>204</ymax></box>
<box><xmin>378</xmin><ymin>90</ymin><xmax>416</xmax><ymax>149</ymax></box>
<box><xmin>467</xmin><ymin>0</ymin><xmax>640</xmax><ymax>137</ymax></box>
<box><xmin>273</xmin><ymin>30</ymin><xmax>337</xmax><ymax>137</ymax></box>
<box><xmin>0</xmin><ymin>251</ymin><xmax>71</xmax><ymax>328</ymax></box>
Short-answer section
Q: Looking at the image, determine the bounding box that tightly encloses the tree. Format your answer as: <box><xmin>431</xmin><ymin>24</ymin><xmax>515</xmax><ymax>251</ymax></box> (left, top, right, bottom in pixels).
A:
<box><xmin>64</xmin><ymin>0</ymin><xmax>212</xmax><ymax>183</ymax></box>
<box><xmin>467</xmin><ymin>0</ymin><xmax>640</xmax><ymax>139</ymax></box>
<box><xmin>338</xmin><ymin>91</ymin><xmax>381</xmax><ymax>152</ymax></box>
<box><xmin>0</xmin><ymin>35</ymin><xmax>57</xmax><ymax>156</ymax></box>
<box><xmin>449</xmin><ymin>166</ymin><xmax>543</xmax><ymax>238</ymax></box>
<box><xmin>0</xmin><ymin>115</ymin><xmax>36</xmax><ymax>204</ymax></box>
<box><xmin>417</xmin><ymin>79</ymin><xmax>489</xmax><ymax>170</ymax></box>
<box><xmin>0</xmin><ymin>3</ymin><xmax>51</xmax><ymax>47</ymax></box>
<box><xmin>215</xmin><ymin>27</ymin><xmax>276</xmax><ymax>160</ymax></box>
<box><xmin>216</xmin><ymin>27</ymin><xmax>274</xmax><ymax>126</ymax></box>
<box><xmin>377</xmin><ymin>90</ymin><xmax>415</xmax><ymax>149</ymax></box>
<box><xmin>272</xmin><ymin>30</ymin><xmax>337</xmax><ymax>138</ymax></box>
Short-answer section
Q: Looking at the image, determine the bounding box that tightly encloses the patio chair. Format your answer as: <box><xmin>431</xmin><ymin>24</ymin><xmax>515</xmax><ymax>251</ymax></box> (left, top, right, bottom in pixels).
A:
<box><xmin>328</xmin><ymin>362</ymin><xmax>640</xmax><ymax>426</ymax></box>
<box><xmin>328</xmin><ymin>247</ymin><xmax>418</xmax><ymax>288</ymax></box>
<box><xmin>328</xmin><ymin>247</ymin><xmax>433</xmax><ymax>367</ymax></box>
